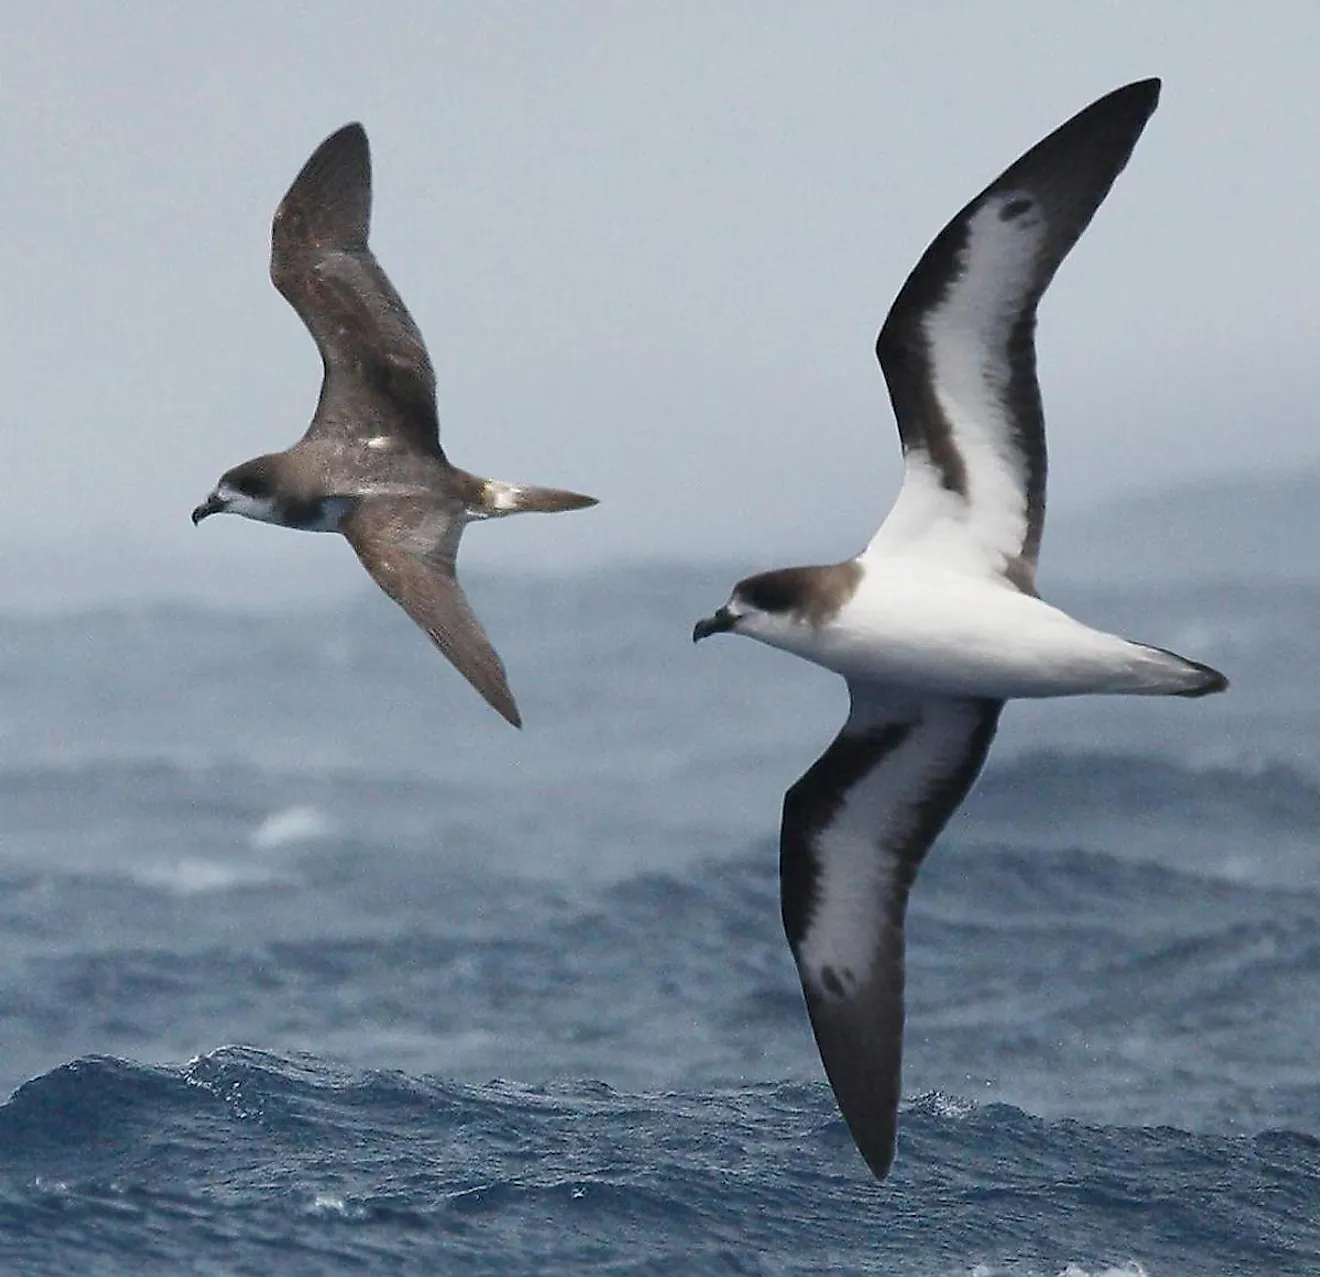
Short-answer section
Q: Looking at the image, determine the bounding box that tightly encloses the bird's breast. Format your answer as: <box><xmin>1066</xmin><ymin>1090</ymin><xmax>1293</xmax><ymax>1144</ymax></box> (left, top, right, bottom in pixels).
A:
<box><xmin>758</xmin><ymin>568</ymin><xmax>1143</xmax><ymax>699</ymax></box>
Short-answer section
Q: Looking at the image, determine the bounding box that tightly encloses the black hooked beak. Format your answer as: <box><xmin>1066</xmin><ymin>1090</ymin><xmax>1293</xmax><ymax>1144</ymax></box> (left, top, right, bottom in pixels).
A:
<box><xmin>692</xmin><ymin>606</ymin><xmax>737</xmax><ymax>643</ymax></box>
<box><xmin>191</xmin><ymin>492</ymin><xmax>226</xmax><ymax>525</ymax></box>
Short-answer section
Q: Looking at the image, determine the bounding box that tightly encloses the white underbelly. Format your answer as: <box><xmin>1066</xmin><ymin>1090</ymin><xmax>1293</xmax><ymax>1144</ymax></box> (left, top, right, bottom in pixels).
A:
<box><xmin>776</xmin><ymin>572</ymin><xmax>1168</xmax><ymax>699</ymax></box>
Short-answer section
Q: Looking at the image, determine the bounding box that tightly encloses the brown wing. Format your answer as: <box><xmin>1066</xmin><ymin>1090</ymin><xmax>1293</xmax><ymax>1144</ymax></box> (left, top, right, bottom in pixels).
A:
<box><xmin>341</xmin><ymin>499</ymin><xmax>520</xmax><ymax>727</ymax></box>
<box><xmin>271</xmin><ymin>123</ymin><xmax>443</xmax><ymax>455</ymax></box>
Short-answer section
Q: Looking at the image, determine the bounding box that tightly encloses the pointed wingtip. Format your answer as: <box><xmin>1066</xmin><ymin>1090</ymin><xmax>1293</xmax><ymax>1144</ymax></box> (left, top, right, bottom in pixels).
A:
<box><xmin>1113</xmin><ymin>76</ymin><xmax>1161</xmax><ymax>101</ymax></box>
<box><xmin>858</xmin><ymin>1140</ymin><xmax>897</xmax><ymax>1181</ymax></box>
<box><xmin>1072</xmin><ymin>78</ymin><xmax>1160</xmax><ymax>121</ymax></box>
<box><xmin>1098</xmin><ymin>76</ymin><xmax>1162</xmax><ymax>127</ymax></box>
<box><xmin>1127</xmin><ymin>76</ymin><xmax>1162</xmax><ymax>104</ymax></box>
<box><xmin>467</xmin><ymin>650</ymin><xmax>523</xmax><ymax>727</ymax></box>
<box><xmin>460</xmin><ymin>657</ymin><xmax>524</xmax><ymax>727</ymax></box>
<box><xmin>797</xmin><ymin>981</ymin><xmax>907</xmax><ymax>1186</ymax></box>
<box><xmin>272</xmin><ymin>120</ymin><xmax>372</xmax><ymax>259</ymax></box>
<box><xmin>875</xmin><ymin>75</ymin><xmax>1166</xmax><ymax>382</ymax></box>
<box><xmin>311</xmin><ymin>121</ymin><xmax>369</xmax><ymax>168</ymax></box>
<box><xmin>450</xmin><ymin>655</ymin><xmax>523</xmax><ymax>727</ymax></box>
<box><xmin>1036</xmin><ymin>80</ymin><xmax>1160</xmax><ymax>176</ymax></box>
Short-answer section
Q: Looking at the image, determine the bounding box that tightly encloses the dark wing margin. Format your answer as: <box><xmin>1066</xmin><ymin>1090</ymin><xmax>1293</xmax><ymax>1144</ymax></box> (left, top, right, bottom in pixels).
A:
<box><xmin>780</xmin><ymin>690</ymin><xmax>1003</xmax><ymax>1178</ymax></box>
<box><xmin>342</xmin><ymin>499</ymin><xmax>521</xmax><ymax>727</ymax></box>
<box><xmin>874</xmin><ymin>79</ymin><xmax>1160</xmax><ymax>577</ymax></box>
<box><xmin>271</xmin><ymin>123</ymin><xmax>442</xmax><ymax>453</ymax></box>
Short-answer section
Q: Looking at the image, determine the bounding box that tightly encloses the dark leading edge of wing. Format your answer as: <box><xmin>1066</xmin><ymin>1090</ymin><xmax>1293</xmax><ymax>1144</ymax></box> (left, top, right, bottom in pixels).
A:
<box><xmin>780</xmin><ymin>694</ymin><xmax>1003</xmax><ymax>1178</ymax></box>
<box><xmin>875</xmin><ymin>78</ymin><xmax>1160</xmax><ymax>573</ymax></box>
<box><xmin>271</xmin><ymin>123</ymin><xmax>443</xmax><ymax>455</ymax></box>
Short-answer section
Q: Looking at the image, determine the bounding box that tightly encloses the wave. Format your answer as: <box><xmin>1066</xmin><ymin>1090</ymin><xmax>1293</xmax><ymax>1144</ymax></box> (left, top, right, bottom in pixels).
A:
<box><xmin>7</xmin><ymin>745</ymin><xmax>1319</xmax><ymax>808</ymax></box>
<box><xmin>958</xmin><ymin>749</ymin><xmax>1320</xmax><ymax>886</ymax></box>
<box><xmin>7</xmin><ymin>746</ymin><xmax>1320</xmax><ymax>867</ymax></box>
<box><xmin>5</xmin><ymin>809</ymin><xmax>1320</xmax><ymax>1125</ymax></box>
<box><xmin>1</xmin><ymin>1049</ymin><xmax>1318</xmax><ymax>1276</ymax></box>
<box><xmin>972</xmin><ymin>749</ymin><xmax>1320</xmax><ymax>827</ymax></box>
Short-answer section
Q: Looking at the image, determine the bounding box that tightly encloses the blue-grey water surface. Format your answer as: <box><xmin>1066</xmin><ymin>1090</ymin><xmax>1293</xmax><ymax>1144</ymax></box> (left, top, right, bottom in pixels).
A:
<box><xmin>0</xmin><ymin>564</ymin><xmax>1315</xmax><ymax>1275</ymax></box>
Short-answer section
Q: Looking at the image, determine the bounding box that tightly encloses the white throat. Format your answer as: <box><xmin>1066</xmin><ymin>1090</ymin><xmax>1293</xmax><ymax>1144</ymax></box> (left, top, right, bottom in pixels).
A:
<box><xmin>219</xmin><ymin>488</ymin><xmax>283</xmax><ymax>525</ymax></box>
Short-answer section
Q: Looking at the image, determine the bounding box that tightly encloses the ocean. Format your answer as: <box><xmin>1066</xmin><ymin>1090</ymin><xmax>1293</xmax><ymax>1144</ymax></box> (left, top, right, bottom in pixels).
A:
<box><xmin>1</xmin><ymin>561</ymin><xmax>1317</xmax><ymax>1275</ymax></box>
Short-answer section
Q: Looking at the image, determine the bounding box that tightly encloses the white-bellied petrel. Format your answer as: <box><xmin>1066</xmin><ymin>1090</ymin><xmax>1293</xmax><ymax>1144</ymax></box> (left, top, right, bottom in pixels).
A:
<box><xmin>693</xmin><ymin>79</ymin><xmax>1226</xmax><ymax>1179</ymax></box>
<box><xmin>193</xmin><ymin>124</ymin><xmax>597</xmax><ymax>727</ymax></box>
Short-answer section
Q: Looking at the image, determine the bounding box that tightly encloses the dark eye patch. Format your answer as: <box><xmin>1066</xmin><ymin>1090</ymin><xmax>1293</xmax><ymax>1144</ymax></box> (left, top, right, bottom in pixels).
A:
<box><xmin>736</xmin><ymin>562</ymin><xmax>863</xmax><ymax>627</ymax></box>
<box><xmin>737</xmin><ymin>568</ymin><xmax>814</xmax><ymax>615</ymax></box>
<box><xmin>223</xmin><ymin>461</ymin><xmax>274</xmax><ymax>501</ymax></box>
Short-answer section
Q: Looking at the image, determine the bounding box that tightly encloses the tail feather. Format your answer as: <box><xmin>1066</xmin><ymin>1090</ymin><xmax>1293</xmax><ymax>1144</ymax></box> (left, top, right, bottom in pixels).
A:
<box><xmin>478</xmin><ymin>480</ymin><xmax>598</xmax><ymax>517</ymax></box>
<box><xmin>1141</xmin><ymin>644</ymin><xmax>1229</xmax><ymax>697</ymax></box>
<box><xmin>1172</xmin><ymin>659</ymin><xmax>1229</xmax><ymax>698</ymax></box>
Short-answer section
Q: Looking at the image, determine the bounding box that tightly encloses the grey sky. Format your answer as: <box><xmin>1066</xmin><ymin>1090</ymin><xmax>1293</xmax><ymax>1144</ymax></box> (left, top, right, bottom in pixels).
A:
<box><xmin>3</xmin><ymin>2</ymin><xmax>1317</xmax><ymax>605</ymax></box>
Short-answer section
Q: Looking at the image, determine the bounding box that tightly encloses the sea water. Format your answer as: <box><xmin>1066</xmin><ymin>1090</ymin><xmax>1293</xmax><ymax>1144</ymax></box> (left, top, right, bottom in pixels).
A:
<box><xmin>0</xmin><ymin>564</ymin><xmax>1316</xmax><ymax>1275</ymax></box>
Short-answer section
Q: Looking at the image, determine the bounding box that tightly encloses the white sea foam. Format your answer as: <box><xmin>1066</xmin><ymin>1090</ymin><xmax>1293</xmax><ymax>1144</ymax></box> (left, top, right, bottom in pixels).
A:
<box><xmin>132</xmin><ymin>858</ymin><xmax>286</xmax><ymax>896</ymax></box>
<box><xmin>907</xmin><ymin>1090</ymin><xmax>978</xmax><ymax>1120</ymax></box>
<box><xmin>309</xmin><ymin>1194</ymin><xmax>349</xmax><ymax>1216</ymax></box>
<box><xmin>1056</xmin><ymin>1265</ymin><xmax>1149</xmax><ymax>1277</ymax></box>
<box><xmin>249</xmin><ymin>804</ymin><xmax>336</xmax><ymax>851</ymax></box>
<box><xmin>968</xmin><ymin>1263</ymin><xmax>1149</xmax><ymax>1277</ymax></box>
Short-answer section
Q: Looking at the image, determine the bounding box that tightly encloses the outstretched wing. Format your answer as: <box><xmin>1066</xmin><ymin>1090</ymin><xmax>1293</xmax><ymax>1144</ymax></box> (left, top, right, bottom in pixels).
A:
<box><xmin>271</xmin><ymin>124</ymin><xmax>443</xmax><ymax>455</ymax></box>
<box><xmin>342</xmin><ymin>498</ymin><xmax>520</xmax><ymax>727</ymax></box>
<box><xmin>868</xmin><ymin>79</ymin><xmax>1160</xmax><ymax>590</ymax></box>
<box><xmin>780</xmin><ymin>687</ymin><xmax>1002</xmax><ymax>1178</ymax></box>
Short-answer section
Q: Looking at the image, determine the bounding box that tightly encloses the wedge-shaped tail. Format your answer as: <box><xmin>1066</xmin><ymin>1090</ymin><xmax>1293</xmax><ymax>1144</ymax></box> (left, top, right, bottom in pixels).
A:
<box><xmin>1132</xmin><ymin>645</ymin><xmax>1229</xmax><ymax>697</ymax></box>
<box><xmin>477</xmin><ymin>479</ymin><xmax>599</xmax><ymax>518</ymax></box>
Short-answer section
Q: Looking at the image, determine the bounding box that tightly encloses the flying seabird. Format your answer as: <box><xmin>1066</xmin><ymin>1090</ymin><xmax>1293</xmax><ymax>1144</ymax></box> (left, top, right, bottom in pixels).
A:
<box><xmin>693</xmin><ymin>79</ymin><xmax>1226</xmax><ymax>1179</ymax></box>
<box><xmin>193</xmin><ymin>124</ymin><xmax>597</xmax><ymax>727</ymax></box>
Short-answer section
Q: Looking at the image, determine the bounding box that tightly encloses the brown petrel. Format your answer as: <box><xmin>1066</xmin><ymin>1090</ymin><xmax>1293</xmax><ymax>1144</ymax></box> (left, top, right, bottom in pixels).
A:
<box><xmin>193</xmin><ymin>123</ymin><xmax>597</xmax><ymax>727</ymax></box>
<box><xmin>693</xmin><ymin>80</ymin><xmax>1227</xmax><ymax>1178</ymax></box>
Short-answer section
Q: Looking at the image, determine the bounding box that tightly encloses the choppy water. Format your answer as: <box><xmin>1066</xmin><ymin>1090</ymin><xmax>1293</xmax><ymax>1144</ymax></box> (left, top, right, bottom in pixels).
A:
<box><xmin>1</xmin><ymin>564</ymin><xmax>1317</xmax><ymax>1274</ymax></box>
